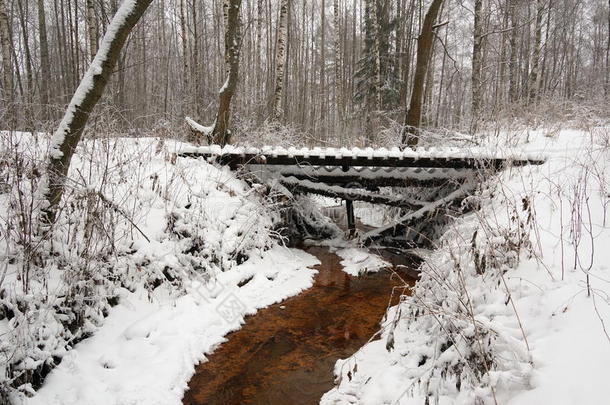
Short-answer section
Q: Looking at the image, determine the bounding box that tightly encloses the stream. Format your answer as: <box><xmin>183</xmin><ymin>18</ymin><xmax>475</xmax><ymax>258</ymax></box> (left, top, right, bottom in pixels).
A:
<box><xmin>182</xmin><ymin>245</ymin><xmax>416</xmax><ymax>405</ymax></box>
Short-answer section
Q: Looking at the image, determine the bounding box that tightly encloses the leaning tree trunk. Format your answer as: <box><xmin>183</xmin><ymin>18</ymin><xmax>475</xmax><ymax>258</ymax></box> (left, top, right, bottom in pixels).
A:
<box><xmin>39</xmin><ymin>0</ymin><xmax>153</xmax><ymax>229</ymax></box>
<box><xmin>401</xmin><ymin>0</ymin><xmax>444</xmax><ymax>147</ymax></box>
<box><xmin>271</xmin><ymin>0</ymin><xmax>289</xmax><ymax>121</ymax></box>
<box><xmin>212</xmin><ymin>0</ymin><xmax>242</xmax><ymax>146</ymax></box>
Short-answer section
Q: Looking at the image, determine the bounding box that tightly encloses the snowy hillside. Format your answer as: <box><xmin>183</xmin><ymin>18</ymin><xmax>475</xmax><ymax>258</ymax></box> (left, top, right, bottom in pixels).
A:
<box><xmin>321</xmin><ymin>127</ymin><xmax>610</xmax><ymax>404</ymax></box>
<box><xmin>0</xmin><ymin>133</ymin><xmax>319</xmax><ymax>404</ymax></box>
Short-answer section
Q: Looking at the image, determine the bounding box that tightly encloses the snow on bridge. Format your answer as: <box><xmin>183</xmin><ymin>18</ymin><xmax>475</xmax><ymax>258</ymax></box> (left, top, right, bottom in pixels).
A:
<box><xmin>178</xmin><ymin>144</ymin><xmax>546</xmax><ymax>169</ymax></box>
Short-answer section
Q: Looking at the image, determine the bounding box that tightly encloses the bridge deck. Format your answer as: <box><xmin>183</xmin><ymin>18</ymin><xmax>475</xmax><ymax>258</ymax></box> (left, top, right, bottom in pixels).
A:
<box><xmin>178</xmin><ymin>145</ymin><xmax>545</xmax><ymax>169</ymax></box>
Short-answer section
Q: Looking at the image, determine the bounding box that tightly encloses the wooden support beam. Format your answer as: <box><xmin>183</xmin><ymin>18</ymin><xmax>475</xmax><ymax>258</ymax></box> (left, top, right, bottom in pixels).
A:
<box><xmin>244</xmin><ymin>165</ymin><xmax>476</xmax><ymax>190</ymax></box>
<box><xmin>361</xmin><ymin>181</ymin><xmax>476</xmax><ymax>245</ymax></box>
<box><xmin>244</xmin><ymin>165</ymin><xmax>476</xmax><ymax>189</ymax></box>
<box><xmin>278</xmin><ymin>176</ymin><xmax>430</xmax><ymax>209</ymax></box>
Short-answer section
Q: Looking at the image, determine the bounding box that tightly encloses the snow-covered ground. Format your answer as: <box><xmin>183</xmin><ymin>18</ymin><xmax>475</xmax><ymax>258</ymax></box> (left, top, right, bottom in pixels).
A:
<box><xmin>322</xmin><ymin>127</ymin><xmax>610</xmax><ymax>404</ymax></box>
<box><xmin>26</xmin><ymin>246</ymin><xmax>318</xmax><ymax>405</ymax></box>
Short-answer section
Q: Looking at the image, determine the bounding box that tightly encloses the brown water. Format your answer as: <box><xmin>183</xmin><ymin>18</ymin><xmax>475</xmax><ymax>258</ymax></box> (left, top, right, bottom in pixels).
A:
<box><xmin>182</xmin><ymin>246</ymin><xmax>415</xmax><ymax>405</ymax></box>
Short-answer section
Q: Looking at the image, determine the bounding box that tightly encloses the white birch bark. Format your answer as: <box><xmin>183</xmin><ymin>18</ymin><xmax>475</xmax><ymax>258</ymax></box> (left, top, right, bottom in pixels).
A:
<box><xmin>272</xmin><ymin>0</ymin><xmax>289</xmax><ymax>121</ymax></box>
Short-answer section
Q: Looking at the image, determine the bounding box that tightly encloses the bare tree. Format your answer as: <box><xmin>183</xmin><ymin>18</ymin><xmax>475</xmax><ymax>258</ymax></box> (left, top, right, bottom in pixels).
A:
<box><xmin>471</xmin><ymin>0</ymin><xmax>483</xmax><ymax>127</ymax></box>
<box><xmin>528</xmin><ymin>0</ymin><xmax>544</xmax><ymax>103</ymax></box>
<box><xmin>508</xmin><ymin>0</ymin><xmax>519</xmax><ymax>102</ymax></box>
<box><xmin>40</xmin><ymin>0</ymin><xmax>153</xmax><ymax>228</ymax></box>
<box><xmin>333</xmin><ymin>0</ymin><xmax>343</xmax><ymax>127</ymax></box>
<box><xmin>212</xmin><ymin>0</ymin><xmax>243</xmax><ymax>145</ymax></box>
<box><xmin>401</xmin><ymin>0</ymin><xmax>444</xmax><ymax>147</ymax></box>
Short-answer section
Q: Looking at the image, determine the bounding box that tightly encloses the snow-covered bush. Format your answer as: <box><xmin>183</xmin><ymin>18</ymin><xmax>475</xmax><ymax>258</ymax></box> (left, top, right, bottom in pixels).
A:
<box><xmin>388</xmin><ymin>187</ymin><xmax>535</xmax><ymax>402</ymax></box>
<box><xmin>324</xmin><ymin>126</ymin><xmax>610</xmax><ymax>404</ymax></box>
<box><xmin>231</xmin><ymin>118</ymin><xmax>309</xmax><ymax>147</ymax></box>
<box><xmin>280</xmin><ymin>195</ymin><xmax>342</xmax><ymax>244</ymax></box>
<box><xmin>0</xmin><ymin>132</ymin><xmax>280</xmax><ymax>399</ymax></box>
<box><xmin>0</xmin><ymin>132</ymin><xmax>138</xmax><ymax>397</ymax></box>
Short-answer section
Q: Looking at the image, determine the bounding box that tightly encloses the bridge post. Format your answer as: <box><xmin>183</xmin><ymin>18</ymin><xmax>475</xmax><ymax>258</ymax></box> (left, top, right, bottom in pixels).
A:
<box><xmin>342</xmin><ymin>164</ymin><xmax>357</xmax><ymax>237</ymax></box>
<box><xmin>346</xmin><ymin>199</ymin><xmax>355</xmax><ymax>237</ymax></box>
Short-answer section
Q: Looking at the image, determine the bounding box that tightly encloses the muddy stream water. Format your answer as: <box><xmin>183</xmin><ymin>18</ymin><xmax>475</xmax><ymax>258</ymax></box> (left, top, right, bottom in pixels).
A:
<box><xmin>182</xmin><ymin>244</ymin><xmax>417</xmax><ymax>405</ymax></box>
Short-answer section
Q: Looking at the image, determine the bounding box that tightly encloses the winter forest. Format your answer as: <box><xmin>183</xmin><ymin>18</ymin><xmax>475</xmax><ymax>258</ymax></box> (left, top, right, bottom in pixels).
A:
<box><xmin>2</xmin><ymin>0</ymin><xmax>608</xmax><ymax>140</ymax></box>
<box><xmin>1</xmin><ymin>0</ymin><xmax>610</xmax><ymax>404</ymax></box>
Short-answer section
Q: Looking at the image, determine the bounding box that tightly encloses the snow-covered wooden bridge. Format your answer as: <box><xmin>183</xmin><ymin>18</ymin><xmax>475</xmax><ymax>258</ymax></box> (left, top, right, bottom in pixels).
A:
<box><xmin>179</xmin><ymin>145</ymin><xmax>545</xmax><ymax>246</ymax></box>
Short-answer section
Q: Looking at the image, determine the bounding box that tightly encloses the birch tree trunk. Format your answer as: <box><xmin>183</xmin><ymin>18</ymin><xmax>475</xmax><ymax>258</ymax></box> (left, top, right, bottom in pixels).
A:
<box><xmin>40</xmin><ymin>0</ymin><xmax>153</xmax><ymax>229</ymax></box>
<box><xmin>528</xmin><ymin>0</ymin><xmax>544</xmax><ymax>103</ymax></box>
<box><xmin>86</xmin><ymin>0</ymin><xmax>98</xmax><ymax>61</ymax></box>
<box><xmin>401</xmin><ymin>0</ymin><xmax>444</xmax><ymax>147</ymax></box>
<box><xmin>272</xmin><ymin>0</ymin><xmax>289</xmax><ymax>121</ymax></box>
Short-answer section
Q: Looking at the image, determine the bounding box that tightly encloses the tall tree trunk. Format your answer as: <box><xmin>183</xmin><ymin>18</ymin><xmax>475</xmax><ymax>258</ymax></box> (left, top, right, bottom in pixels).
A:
<box><xmin>272</xmin><ymin>0</ymin><xmax>288</xmax><ymax>121</ymax></box>
<box><xmin>40</xmin><ymin>0</ymin><xmax>153</xmax><ymax>229</ymax></box>
<box><xmin>320</xmin><ymin>0</ymin><xmax>327</xmax><ymax>138</ymax></box>
<box><xmin>528</xmin><ymin>0</ymin><xmax>544</xmax><ymax>103</ymax></box>
<box><xmin>605</xmin><ymin>0</ymin><xmax>610</xmax><ymax>98</ymax></box>
<box><xmin>179</xmin><ymin>0</ymin><xmax>189</xmax><ymax>117</ymax></box>
<box><xmin>401</xmin><ymin>0</ymin><xmax>444</xmax><ymax>147</ymax></box>
<box><xmin>0</xmin><ymin>0</ymin><xmax>14</xmax><ymax>126</ymax></box>
<box><xmin>38</xmin><ymin>0</ymin><xmax>51</xmax><ymax>120</ymax></box>
<box><xmin>333</xmin><ymin>0</ymin><xmax>343</xmax><ymax>127</ymax></box>
<box><xmin>373</xmin><ymin>0</ymin><xmax>382</xmax><ymax>112</ymax></box>
<box><xmin>508</xmin><ymin>0</ymin><xmax>519</xmax><ymax>102</ymax></box>
<box><xmin>191</xmin><ymin>0</ymin><xmax>201</xmax><ymax>120</ymax></box>
<box><xmin>212</xmin><ymin>0</ymin><xmax>242</xmax><ymax>145</ymax></box>
<box><xmin>86</xmin><ymin>0</ymin><xmax>98</xmax><ymax>61</ymax></box>
<box><xmin>471</xmin><ymin>0</ymin><xmax>483</xmax><ymax>128</ymax></box>
<box><xmin>16</xmin><ymin>0</ymin><xmax>33</xmax><ymax>100</ymax></box>
<box><xmin>399</xmin><ymin>0</ymin><xmax>415</xmax><ymax>108</ymax></box>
